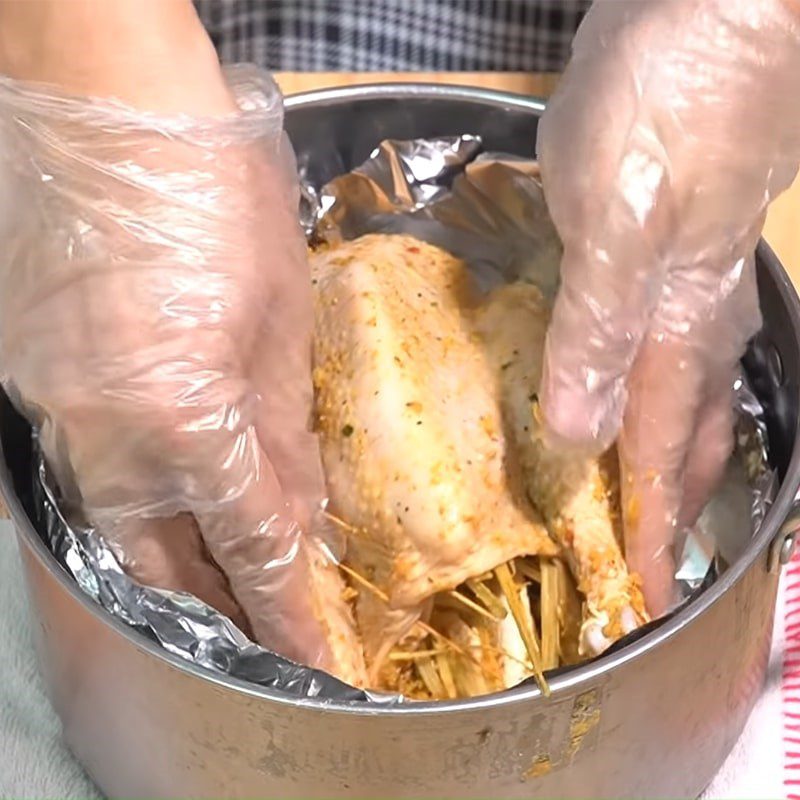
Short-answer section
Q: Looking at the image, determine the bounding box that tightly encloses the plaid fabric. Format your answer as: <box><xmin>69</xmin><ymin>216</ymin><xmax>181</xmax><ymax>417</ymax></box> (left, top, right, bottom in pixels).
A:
<box><xmin>193</xmin><ymin>0</ymin><xmax>590</xmax><ymax>72</ymax></box>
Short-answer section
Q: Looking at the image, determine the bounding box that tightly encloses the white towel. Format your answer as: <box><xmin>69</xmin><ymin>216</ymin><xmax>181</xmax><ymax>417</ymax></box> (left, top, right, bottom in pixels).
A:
<box><xmin>0</xmin><ymin>524</ymin><xmax>101</xmax><ymax>799</ymax></box>
<box><xmin>0</xmin><ymin>522</ymin><xmax>790</xmax><ymax>799</ymax></box>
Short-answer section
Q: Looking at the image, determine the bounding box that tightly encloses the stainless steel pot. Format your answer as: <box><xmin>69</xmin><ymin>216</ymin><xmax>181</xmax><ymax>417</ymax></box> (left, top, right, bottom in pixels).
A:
<box><xmin>4</xmin><ymin>84</ymin><xmax>800</xmax><ymax>800</ymax></box>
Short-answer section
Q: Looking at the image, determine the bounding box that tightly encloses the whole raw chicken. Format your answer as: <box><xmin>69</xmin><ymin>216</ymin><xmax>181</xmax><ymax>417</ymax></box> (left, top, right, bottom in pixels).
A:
<box><xmin>312</xmin><ymin>235</ymin><xmax>557</xmax><ymax>682</ymax></box>
<box><xmin>311</xmin><ymin>233</ymin><xmax>647</xmax><ymax>691</ymax></box>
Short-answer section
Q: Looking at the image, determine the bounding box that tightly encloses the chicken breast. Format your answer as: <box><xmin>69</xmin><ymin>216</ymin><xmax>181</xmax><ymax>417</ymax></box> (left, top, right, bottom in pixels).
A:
<box><xmin>311</xmin><ymin>235</ymin><xmax>556</xmax><ymax>675</ymax></box>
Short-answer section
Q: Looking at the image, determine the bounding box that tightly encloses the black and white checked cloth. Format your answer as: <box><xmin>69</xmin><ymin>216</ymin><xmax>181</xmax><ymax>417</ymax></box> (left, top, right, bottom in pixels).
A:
<box><xmin>193</xmin><ymin>1</ymin><xmax>590</xmax><ymax>72</ymax></box>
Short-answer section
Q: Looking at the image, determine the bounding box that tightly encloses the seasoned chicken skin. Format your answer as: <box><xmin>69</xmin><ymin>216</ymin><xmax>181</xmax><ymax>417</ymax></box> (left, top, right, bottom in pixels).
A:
<box><xmin>476</xmin><ymin>283</ymin><xmax>649</xmax><ymax>653</ymax></box>
<box><xmin>311</xmin><ymin>235</ymin><xmax>556</xmax><ymax>675</ymax></box>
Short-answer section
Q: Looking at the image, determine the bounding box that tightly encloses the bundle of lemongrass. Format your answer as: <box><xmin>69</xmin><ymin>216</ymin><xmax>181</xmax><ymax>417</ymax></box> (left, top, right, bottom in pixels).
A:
<box><xmin>337</xmin><ymin>550</ymin><xmax>583</xmax><ymax>700</ymax></box>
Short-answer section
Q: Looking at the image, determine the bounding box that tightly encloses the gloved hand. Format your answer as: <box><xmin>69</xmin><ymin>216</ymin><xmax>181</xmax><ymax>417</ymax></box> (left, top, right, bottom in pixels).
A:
<box><xmin>536</xmin><ymin>0</ymin><xmax>800</xmax><ymax>615</ymax></box>
<box><xmin>0</xmin><ymin>62</ymin><xmax>345</xmax><ymax>673</ymax></box>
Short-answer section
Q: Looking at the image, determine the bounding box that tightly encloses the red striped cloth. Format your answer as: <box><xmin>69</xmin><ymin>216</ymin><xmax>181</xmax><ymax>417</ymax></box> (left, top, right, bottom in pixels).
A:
<box><xmin>786</xmin><ymin>558</ymin><xmax>800</xmax><ymax>799</ymax></box>
<box><xmin>702</xmin><ymin>563</ymin><xmax>786</xmax><ymax>798</ymax></box>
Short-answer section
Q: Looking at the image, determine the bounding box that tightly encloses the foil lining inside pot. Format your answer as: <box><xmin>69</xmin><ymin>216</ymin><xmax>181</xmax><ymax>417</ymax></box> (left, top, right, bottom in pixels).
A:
<box><xmin>31</xmin><ymin>136</ymin><xmax>776</xmax><ymax>702</ymax></box>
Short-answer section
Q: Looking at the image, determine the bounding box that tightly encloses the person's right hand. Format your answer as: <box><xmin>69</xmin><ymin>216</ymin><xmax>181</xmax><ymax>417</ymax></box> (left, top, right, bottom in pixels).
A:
<box><xmin>536</xmin><ymin>0</ymin><xmax>800</xmax><ymax>615</ymax></box>
<box><xmin>0</xmin><ymin>5</ymin><xmax>360</xmax><ymax>680</ymax></box>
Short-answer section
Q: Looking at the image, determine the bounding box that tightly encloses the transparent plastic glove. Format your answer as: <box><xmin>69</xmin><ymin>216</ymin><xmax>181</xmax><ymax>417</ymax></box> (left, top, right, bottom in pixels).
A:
<box><xmin>536</xmin><ymin>0</ymin><xmax>800</xmax><ymax>614</ymax></box>
<box><xmin>0</xmin><ymin>66</ymin><xmax>341</xmax><ymax>670</ymax></box>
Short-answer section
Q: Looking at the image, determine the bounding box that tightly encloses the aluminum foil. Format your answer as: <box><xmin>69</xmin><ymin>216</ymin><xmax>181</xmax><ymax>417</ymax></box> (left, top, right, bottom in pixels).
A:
<box><xmin>31</xmin><ymin>136</ymin><xmax>776</xmax><ymax>701</ymax></box>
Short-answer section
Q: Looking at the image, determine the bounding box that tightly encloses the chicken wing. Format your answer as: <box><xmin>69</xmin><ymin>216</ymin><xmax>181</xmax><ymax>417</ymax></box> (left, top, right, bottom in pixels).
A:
<box><xmin>476</xmin><ymin>282</ymin><xmax>649</xmax><ymax>654</ymax></box>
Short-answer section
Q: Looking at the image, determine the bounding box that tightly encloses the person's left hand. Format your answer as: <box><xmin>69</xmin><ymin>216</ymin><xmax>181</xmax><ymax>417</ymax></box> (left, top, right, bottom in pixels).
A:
<box><xmin>536</xmin><ymin>0</ymin><xmax>800</xmax><ymax>614</ymax></box>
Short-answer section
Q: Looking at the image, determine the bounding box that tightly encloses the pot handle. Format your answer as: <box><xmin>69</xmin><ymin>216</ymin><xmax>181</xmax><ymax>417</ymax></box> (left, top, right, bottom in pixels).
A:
<box><xmin>768</xmin><ymin>500</ymin><xmax>800</xmax><ymax>573</ymax></box>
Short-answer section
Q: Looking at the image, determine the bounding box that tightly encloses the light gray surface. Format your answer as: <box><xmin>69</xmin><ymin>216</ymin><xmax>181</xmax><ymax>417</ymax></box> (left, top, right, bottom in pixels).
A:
<box><xmin>0</xmin><ymin>526</ymin><xmax>100</xmax><ymax>800</ymax></box>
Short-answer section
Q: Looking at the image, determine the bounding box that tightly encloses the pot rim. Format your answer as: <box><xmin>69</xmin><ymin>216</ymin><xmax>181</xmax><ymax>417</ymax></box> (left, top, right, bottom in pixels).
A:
<box><xmin>283</xmin><ymin>80</ymin><xmax>548</xmax><ymax>115</ymax></box>
<box><xmin>6</xmin><ymin>82</ymin><xmax>800</xmax><ymax>717</ymax></box>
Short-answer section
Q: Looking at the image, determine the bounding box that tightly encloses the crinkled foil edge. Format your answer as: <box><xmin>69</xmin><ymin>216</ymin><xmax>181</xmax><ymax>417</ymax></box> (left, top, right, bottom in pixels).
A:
<box><xmin>28</xmin><ymin>135</ymin><xmax>776</xmax><ymax>701</ymax></box>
